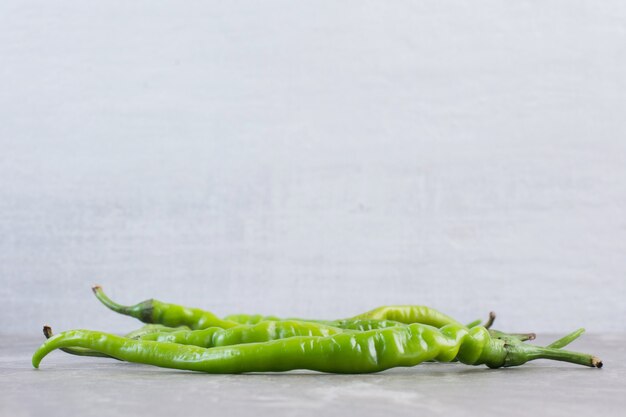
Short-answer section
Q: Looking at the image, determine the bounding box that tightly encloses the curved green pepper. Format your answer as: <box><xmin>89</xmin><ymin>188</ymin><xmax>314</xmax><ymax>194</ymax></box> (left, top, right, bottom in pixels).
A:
<box><xmin>33</xmin><ymin>324</ymin><xmax>602</xmax><ymax>373</ymax></box>
<box><xmin>42</xmin><ymin>324</ymin><xmax>192</xmax><ymax>359</ymax></box>
<box><xmin>94</xmin><ymin>286</ymin><xmax>487</xmax><ymax>331</ymax></box>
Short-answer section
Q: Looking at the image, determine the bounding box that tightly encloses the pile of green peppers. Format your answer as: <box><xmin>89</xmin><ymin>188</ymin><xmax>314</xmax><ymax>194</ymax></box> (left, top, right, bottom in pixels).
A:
<box><xmin>32</xmin><ymin>286</ymin><xmax>603</xmax><ymax>373</ymax></box>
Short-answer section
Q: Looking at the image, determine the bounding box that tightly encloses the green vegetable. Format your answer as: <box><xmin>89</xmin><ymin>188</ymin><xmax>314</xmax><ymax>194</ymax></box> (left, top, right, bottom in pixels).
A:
<box><xmin>93</xmin><ymin>286</ymin><xmax>490</xmax><ymax>331</ymax></box>
<box><xmin>347</xmin><ymin>305</ymin><xmax>464</xmax><ymax>327</ymax></box>
<box><xmin>33</xmin><ymin>324</ymin><xmax>602</xmax><ymax>373</ymax></box>
<box><xmin>92</xmin><ymin>286</ymin><xmax>239</xmax><ymax>329</ymax></box>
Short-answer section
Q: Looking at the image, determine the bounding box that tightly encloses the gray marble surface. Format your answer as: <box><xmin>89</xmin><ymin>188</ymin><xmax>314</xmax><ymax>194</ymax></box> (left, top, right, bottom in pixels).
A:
<box><xmin>1</xmin><ymin>333</ymin><xmax>624</xmax><ymax>417</ymax></box>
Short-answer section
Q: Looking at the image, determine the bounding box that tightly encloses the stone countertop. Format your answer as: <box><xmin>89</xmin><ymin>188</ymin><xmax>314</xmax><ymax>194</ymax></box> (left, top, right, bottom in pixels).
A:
<box><xmin>2</xmin><ymin>333</ymin><xmax>624</xmax><ymax>417</ymax></box>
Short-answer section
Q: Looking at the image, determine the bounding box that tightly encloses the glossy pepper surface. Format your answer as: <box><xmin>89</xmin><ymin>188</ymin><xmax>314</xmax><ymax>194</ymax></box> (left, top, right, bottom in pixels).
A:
<box><xmin>139</xmin><ymin>320</ymin><xmax>345</xmax><ymax>347</ymax></box>
<box><xmin>348</xmin><ymin>305</ymin><xmax>465</xmax><ymax>327</ymax></box>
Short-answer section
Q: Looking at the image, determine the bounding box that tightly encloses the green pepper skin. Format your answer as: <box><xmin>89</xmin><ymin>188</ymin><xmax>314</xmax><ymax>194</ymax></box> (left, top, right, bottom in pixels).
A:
<box><xmin>139</xmin><ymin>320</ymin><xmax>346</xmax><ymax>347</ymax></box>
<box><xmin>222</xmin><ymin>315</ymin><xmax>404</xmax><ymax>331</ymax></box>
<box><xmin>349</xmin><ymin>305</ymin><xmax>465</xmax><ymax>328</ymax></box>
<box><xmin>331</xmin><ymin>319</ymin><xmax>402</xmax><ymax>331</ymax></box>
<box><xmin>124</xmin><ymin>324</ymin><xmax>191</xmax><ymax>339</ymax></box>
<box><xmin>223</xmin><ymin>314</ymin><xmax>282</xmax><ymax>325</ymax></box>
<box><xmin>93</xmin><ymin>286</ymin><xmax>239</xmax><ymax>329</ymax></box>
<box><xmin>32</xmin><ymin>324</ymin><xmax>602</xmax><ymax>373</ymax></box>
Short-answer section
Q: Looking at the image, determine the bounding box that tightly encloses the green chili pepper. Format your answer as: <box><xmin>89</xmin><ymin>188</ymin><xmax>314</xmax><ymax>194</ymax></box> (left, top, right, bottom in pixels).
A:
<box><xmin>348</xmin><ymin>305</ymin><xmax>466</xmax><ymax>328</ymax></box>
<box><xmin>43</xmin><ymin>324</ymin><xmax>193</xmax><ymax>359</ymax></box>
<box><xmin>92</xmin><ymin>286</ymin><xmax>239</xmax><ymax>329</ymax></box>
<box><xmin>33</xmin><ymin>324</ymin><xmax>602</xmax><ymax>373</ymax></box>
<box><xmin>139</xmin><ymin>320</ymin><xmax>346</xmax><ymax>347</ymax></box>
<box><xmin>42</xmin><ymin>326</ymin><xmax>114</xmax><ymax>359</ymax></box>
<box><xmin>94</xmin><ymin>286</ymin><xmax>491</xmax><ymax>331</ymax></box>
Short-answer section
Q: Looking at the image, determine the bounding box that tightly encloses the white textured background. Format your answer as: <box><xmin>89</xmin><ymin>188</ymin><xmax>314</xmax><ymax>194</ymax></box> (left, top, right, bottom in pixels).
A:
<box><xmin>1</xmin><ymin>1</ymin><xmax>625</xmax><ymax>335</ymax></box>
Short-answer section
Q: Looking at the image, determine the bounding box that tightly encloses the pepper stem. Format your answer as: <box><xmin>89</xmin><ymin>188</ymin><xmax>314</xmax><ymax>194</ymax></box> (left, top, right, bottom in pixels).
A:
<box><xmin>42</xmin><ymin>325</ymin><xmax>53</xmax><ymax>339</ymax></box>
<box><xmin>508</xmin><ymin>332</ymin><xmax>536</xmax><ymax>342</ymax></box>
<box><xmin>503</xmin><ymin>336</ymin><xmax>602</xmax><ymax>368</ymax></box>
<box><xmin>547</xmin><ymin>328</ymin><xmax>585</xmax><ymax>349</ymax></box>
<box><xmin>483</xmin><ymin>312</ymin><xmax>496</xmax><ymax>329</ymax></box>
<box><xmin>521</xmin><ymin>346</ymin><xmax>602</xmax><ymax>368</ymax></box>
<box><xmin>466</xmin><ymin>319</ymin><xmax>482</xmax><ymax>328</ymax></box>
<box><xmin>92</xmin><ymin>285</ymin><xmax>133</xmax><ymax>314</ymax></box>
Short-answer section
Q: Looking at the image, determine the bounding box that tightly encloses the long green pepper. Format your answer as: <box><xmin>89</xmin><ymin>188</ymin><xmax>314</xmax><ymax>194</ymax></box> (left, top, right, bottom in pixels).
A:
<box><xmin>33</xmin><ymin>323</ymin><xmax>602</xmax><ymax>373</ymax></box>
<box><xmin>42</xmin><ymin>324</ymin><xmax>191</xmax><ymax>359</ymax></box>
<box><xmin>92</xmin><ymin>286</ymin><xmax>484</xmax><ymax>331</ymax></box>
